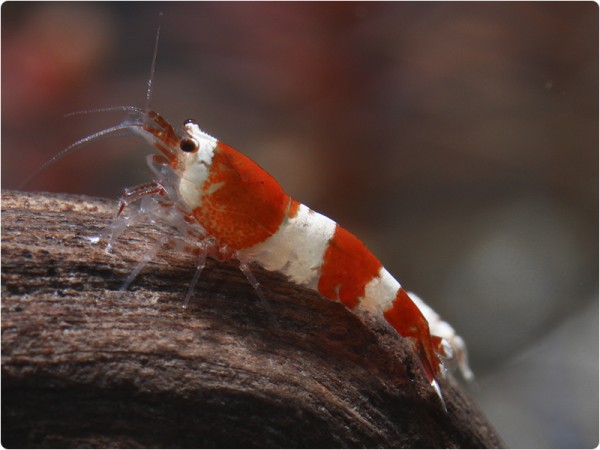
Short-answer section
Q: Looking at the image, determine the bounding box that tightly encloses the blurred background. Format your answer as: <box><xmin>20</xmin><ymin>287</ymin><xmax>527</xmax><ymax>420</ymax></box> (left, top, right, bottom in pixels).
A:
<box><xmin>2</xmin><ymin>2</ymin><xmax>597</xmax><ymax>447</ymax></box>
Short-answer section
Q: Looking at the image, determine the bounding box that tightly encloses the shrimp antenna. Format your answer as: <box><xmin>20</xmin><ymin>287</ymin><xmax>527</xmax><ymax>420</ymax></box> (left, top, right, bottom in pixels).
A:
<box><xmin>145</xmin><ymin>12</ymin><xmax>163</xmax><ymax>115</ymax></box>
<box><xmin>18</xmin><ymin>124</ymin><xmax>135</xmax><ymax>190</ymax></box>
<box><xmin>65</xmin><ymin>106</ymin><xmax>145</xmax><ymax>117</ymax></box>
<box><xmin>20</xmin><ymin>16</ymin><xmax>165</xmax><ymax>190</ymax></box>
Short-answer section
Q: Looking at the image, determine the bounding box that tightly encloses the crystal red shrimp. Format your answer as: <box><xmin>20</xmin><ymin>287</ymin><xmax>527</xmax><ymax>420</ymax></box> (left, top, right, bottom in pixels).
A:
<box><xmin>38</xmin><ymin>26</ymin><xmax>472</xmax><ymax>405</ymax></box>
<box><xmin>56</xmin><ymin>104</ymin><xmax>473</xmax><ymax>405</ymax></box>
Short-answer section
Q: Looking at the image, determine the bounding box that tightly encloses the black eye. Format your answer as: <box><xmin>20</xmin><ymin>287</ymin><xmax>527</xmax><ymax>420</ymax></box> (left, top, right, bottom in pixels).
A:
<box><xmin>183</xmin><ymin>118</ymin><xmax>198</xmax><ymax>126</ymax></box>
<box><xmin>180</xmin><ymin>138</ymin><xmax>198</xmax><ymax>153</ymax></box>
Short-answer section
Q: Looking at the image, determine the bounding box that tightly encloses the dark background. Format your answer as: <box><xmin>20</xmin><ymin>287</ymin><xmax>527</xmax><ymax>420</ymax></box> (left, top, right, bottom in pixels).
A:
<box><xmin>2</xmin><ymin>2</ymin><xmax>598</xmax><ymax>447</ymax></box>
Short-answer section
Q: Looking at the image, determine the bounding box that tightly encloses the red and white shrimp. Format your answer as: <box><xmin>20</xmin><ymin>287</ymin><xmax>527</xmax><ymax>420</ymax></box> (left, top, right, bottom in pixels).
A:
<box><xmin>56</xmin><ymin>104</ymin><xmax>473</xmax><ymax>405</ymax></box>
<box><xmin>40</xmin><ymin>26</ymin><xmax>472</xmax><ymax>405</ymax></box>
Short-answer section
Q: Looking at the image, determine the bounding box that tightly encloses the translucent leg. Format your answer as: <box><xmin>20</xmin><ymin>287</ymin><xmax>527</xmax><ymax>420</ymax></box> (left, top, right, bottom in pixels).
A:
<box><xmin>182</xmin><ymin>247</ymin><xmax>208</xmax><ymax>309</ymax></box>
<box><xmin>106</xmin><ymin>181</ymin><xmax>169</xmax><ymax>252</ymax></box>
<box><xmin>116</xmin><ymin>181</ymin><xmax>167</xmax><ymax>217</ymax></box>
<box><xmin>239</xmin><ymin>261</ymin><xmax>267</xmax><ymax>304</ymax></box>
<box><xmin>238</xmin><ymin>261</ymin><xmax>279</xmax><ymax>329</ymax></box>
<box><xmin>120</xmin><ymin>236</ymin><xmax>167</xmax><ymax>291</ymax></box>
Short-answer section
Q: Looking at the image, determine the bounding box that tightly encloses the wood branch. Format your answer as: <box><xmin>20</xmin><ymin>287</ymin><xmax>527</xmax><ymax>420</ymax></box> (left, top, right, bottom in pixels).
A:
<box><xmin>1</xmin><ymin>189</ymin><xmax>503</xmax><ymax>448</ymax></box>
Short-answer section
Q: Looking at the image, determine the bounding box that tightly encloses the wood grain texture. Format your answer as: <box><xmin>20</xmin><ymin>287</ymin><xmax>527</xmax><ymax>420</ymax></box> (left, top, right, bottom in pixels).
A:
<box><xmin>1</xmin><ymin>189</ymin><xmax>503</xmax><ymax>448</ymax></box>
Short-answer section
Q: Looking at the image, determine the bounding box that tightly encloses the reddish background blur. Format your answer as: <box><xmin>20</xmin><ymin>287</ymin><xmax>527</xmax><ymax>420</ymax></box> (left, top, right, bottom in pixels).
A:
<box><xmin>2</xmin><ymin>3</ymin><xmax>597</xmax><ymax>447</ymax></box>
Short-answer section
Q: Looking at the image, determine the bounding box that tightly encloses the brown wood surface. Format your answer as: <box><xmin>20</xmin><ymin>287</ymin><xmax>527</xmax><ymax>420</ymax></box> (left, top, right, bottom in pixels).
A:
<box><xmin>1</xmin><ymin>189</ymin><xmax>503</xmax><ymax>448</ymax></box>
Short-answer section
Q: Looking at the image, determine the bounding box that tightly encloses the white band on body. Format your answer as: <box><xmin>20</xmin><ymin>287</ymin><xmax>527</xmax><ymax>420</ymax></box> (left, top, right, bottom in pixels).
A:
<box><xmin>239</xmin><ymin>203</ymin><xmax>337</xmax><ymax>290</ymax></box>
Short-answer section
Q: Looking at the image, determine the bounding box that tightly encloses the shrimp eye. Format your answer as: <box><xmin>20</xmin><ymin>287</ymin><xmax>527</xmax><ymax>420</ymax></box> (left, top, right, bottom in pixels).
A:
<box><xmin>183</xmin><ymin>118</ymin><xmax>198</xmax><ymax>126</ymax></box>
<box><xmin>180</xmin><ymin>138</ymin><xmax>199</xmax><ymax>153</ymax></box>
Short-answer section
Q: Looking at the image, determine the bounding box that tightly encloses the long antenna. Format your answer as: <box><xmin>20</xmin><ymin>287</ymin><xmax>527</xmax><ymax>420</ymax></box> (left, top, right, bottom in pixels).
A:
<box><xmin>20</xmin><ymin>15</ymin><xmax>165</xmax><ymax>190</ymax></box>
<box><xmin>145</xmin><ymin>12</ymin><xmax>163</xmax><ymax>115</ymax></box>
<box><xmin>18</xmin><ymin>124</ymin><xmax>133</xmax><ymax>190</ymax></box>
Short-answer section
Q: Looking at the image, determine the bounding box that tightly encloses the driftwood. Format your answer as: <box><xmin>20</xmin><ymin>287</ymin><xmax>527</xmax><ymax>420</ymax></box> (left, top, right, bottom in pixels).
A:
<box><xmin>1</xmin><ymin>189</ymin><xmax>502</xmax><ymax>448</ymax></box>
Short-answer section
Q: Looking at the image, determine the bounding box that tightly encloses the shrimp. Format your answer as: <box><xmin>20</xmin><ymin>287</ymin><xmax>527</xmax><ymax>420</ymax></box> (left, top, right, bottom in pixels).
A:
<box><xmin>54</xmin><ymin>104</ymin><xmax>472</xmax><ymax>405</ymax></box>
<box><xmin>38</xmin><ymin>26</ymin><xmax>472</xmax><ymax>406</ymax></box>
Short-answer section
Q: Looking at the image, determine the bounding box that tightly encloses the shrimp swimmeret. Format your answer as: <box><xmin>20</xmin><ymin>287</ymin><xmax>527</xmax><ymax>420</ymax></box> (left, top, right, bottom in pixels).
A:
<box><xmin>52</xmin><ymin>104</ymin><xmax>472</xmax><ymax>405</ymax></box>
